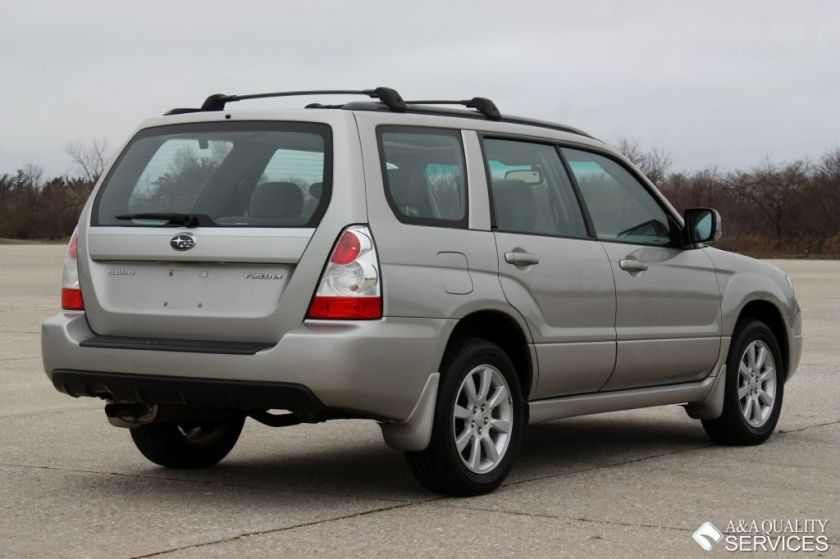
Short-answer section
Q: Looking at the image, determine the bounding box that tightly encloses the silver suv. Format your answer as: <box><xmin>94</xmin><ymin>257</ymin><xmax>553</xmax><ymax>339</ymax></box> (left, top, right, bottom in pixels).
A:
<box><xmin>42</xmin><ymin>87</ymin><xmax>802</xmax><ymax>496</ymax></box>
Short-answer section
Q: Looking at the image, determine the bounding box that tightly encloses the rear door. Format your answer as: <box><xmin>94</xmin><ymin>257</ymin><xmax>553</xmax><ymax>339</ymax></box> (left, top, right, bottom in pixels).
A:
<box><xmin>483</xmin><ymin>137</ymin><xmax>617</xmax><ymax>398</ymax></box>
<box><xmin>562</xmin><ymin>147</ymin><xmax>722</xmax><ymax>390</ymax></box>
<box><xmin>80</xmin><ymin>115</ymin><xmax>364</xmax><ymax>343</ymax></box>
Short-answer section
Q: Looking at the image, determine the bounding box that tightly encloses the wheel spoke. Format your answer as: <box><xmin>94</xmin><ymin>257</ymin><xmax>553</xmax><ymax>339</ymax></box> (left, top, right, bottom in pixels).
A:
<box><xmin>481</xmin><ymin>435</ymin><xmax>499</xmax><ymax>463</ymax></box>
<box><xmin>486</xmin><ymin>385</ymin><xmax>509</xmax><ymax>410</ymax></box>
<box><xmin>747</xmin><ymin>343</ymin><xmax>756</xmax><ymax>370</ymax></box>
<box><xmin>463</xmin><ymin>377</ymin><xmax>478</xmax><ymax>406</ymax></box>
<box><xmin>751</xmin><ymin>395</ymin><xmax>762</xmax><ymax>423</ymax></box>
<box><xmin>477</xmin><ymin>368</ymin><xmax>492</xmax><ymax>401</ymax></box>
<box><xmin>489</xmin><ymin>418</ymin><xmax>511</xmax><ymax>433</ymax></box>
<box><xmin>755</xmin><ymin>345</ymin><xmax>767</xmax><ymax>370</ymax></box>
<box><xmin>739</xmin><ymin>363</ymin><xmax>751</xmax><ymax>378</ymax></box>
<box><xmin>456</xmin><ymin>429</ymin><xmax>472</xmax><ymax>453</ymax></box>
<box><xmin>759</xmin><ymin>368</ymin><xmax>775</xmax><ymax>383</ymax></box>
<box><xmin>743</xmin><ymin>396</ymin><xmax>753</xmax><ymax>419</ymax></box>
<box><xmin>454</xmin><ymin>405</ymin><xmax>471</xmax><ymax>419</ymax></box>
<box><xmin>757</xmin><ymin>389</ymin><xmax>773</xmax><ymax>406</ymax></box>
<box><xmin>738</xmin><ymin>384</ymin><xmax>749</xmax><ymax>400</ymax></box>
<box><xmin>469</xmin><ymin>435</ymin><xmax>482</xmax><ymax>470</ymax></box>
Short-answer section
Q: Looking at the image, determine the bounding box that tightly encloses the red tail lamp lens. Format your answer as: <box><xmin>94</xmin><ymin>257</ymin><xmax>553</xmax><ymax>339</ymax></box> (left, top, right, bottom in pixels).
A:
<box><xmin>330</xmin><ymin>231</ymin><xmax>361</xmax><ymax>264</ymax></box>
<box><xmin>307</xmin><ymin>296</ymin><xmax>381</xmax><ymax>319</ymax></box>
<box><xmin>61</xmin><ymin>288</ymin><xmax>84</xmax><ymax>310</ymax></box>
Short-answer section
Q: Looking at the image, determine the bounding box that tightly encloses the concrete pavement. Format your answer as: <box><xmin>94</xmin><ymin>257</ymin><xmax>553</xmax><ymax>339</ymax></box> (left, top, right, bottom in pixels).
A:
<box><xmin>1</xmin><ymin>246</ymin><xmax>837</xmax><ymax>558</ymax></box>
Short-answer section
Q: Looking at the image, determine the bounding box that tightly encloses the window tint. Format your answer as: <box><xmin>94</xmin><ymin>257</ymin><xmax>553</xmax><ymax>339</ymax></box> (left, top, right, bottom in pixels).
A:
<box><xmin>379</xmin><ymin>128</ymin><xmax>467</xmax><ymax>225</ymax></box>
<box><xmin>95</xmin><ymin>122</ymin><xmax>330</xmax><ymax>228</ymax></box>
<box><xmin>484</xmin><ymin>139</ymin><xmax>588</xmax><ymax>238</ymax></box>
<box><xmin>563</xmin><ymin>148</ymin><xmax>673</xmax><ymax>245</ymax></box>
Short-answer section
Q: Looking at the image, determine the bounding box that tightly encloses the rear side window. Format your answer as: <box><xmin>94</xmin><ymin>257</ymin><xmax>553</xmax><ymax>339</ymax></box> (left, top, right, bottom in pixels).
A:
<box><xmin>377</xmin><ymin>127</ymin><xmax>467</xmax><ymax>227</ymax></box>
<box><xmin>483</xmin><ymin>138</ymin><xmax>588</xmax><ymax>238</ymax></box>
<box><xmin>93</xmin><ymin>122</ymin><xmax>331</xmax><ymax>227</ymax></box>
<box><xmin>563</xmin><ymin>148</ymin><xmax>673</xmax><ymax>245</ymax></box>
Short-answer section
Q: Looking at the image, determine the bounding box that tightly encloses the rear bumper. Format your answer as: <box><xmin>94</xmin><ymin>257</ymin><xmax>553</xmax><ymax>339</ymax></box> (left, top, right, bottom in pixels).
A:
<box><xmin>51</xmin><ymin>370</ymin><xmax>326</xmax><ymax>413</ymax></box>
<box><xmin>42</xmin><ymin>312</ymin><xmax>453</xmax><ymax>421</ymax></box>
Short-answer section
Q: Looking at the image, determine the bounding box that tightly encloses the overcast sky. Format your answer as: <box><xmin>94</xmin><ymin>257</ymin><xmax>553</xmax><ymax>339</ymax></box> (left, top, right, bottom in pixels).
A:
<box><xmin>2</xmin><ymin>0</ymin><xmax>838</xmax><ymax>177</ymax></box>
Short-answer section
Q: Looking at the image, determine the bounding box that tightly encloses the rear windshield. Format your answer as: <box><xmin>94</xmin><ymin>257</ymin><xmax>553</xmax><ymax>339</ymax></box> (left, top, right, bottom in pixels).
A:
<box><xmin>93</xmin><ymin>121</ymin><xmax>331</xmax><ymax>227</ymax></box>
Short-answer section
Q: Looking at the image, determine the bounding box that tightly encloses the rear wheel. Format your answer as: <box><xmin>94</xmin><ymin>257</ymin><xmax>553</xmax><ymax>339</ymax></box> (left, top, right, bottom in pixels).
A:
<box><xmin>130</xmin><ymin>414</ymin><xmax>245</xmax><ymax>468</ymax></box>
<box><xmin>406</xmin><ymin>337</ymin><xmax>524</xmax><ymax>496</ymax></box>
<box><xmin>702</xmin><ymin>320</ymin><xmax>784</xmax><ymax>445</ymax></box>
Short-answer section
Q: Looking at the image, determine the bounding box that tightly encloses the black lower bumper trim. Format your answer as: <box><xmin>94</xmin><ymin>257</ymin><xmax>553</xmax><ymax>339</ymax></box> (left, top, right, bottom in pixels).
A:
<box><xmin>79</xmin><ymin>336</ymin><xmax>274</xmax><ymax>355</ymax></box>
<box><xmin>51</xmin><ymin>370</ymin><xmax>325</xmax><ymax>412</ymax></box>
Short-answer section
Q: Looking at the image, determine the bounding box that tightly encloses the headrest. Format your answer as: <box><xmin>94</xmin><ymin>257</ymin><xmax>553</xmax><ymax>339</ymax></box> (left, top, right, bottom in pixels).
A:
<box><xmin>492</xmin><ymin>179</ymin><xmax>536</xmax><ymax>232</ymax></box>
<box><xmin>308</xmin><ymin>182</ymin><xmax>323</xmax><ymax>200</ymax></box>
<box><xmin>249</xmin><ymin>182</ymin><xmax>304</xmax><ymax>219</ymax></box>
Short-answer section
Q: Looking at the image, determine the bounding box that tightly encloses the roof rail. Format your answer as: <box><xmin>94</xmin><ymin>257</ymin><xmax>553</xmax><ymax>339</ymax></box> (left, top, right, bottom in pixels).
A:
<box><xmin>164</xmin><ymin>87</ymin><xmax>407</xmax><ymax>115</ymax></box>
<box><xmin>162</xmin><ymin>88</ymin><xmax>592</xmax><ymax>139</ymax></box>
<box><xmin>403</xmin><ymin>98</ymin><xmax>502</xmax><ymax>121</ymax></box>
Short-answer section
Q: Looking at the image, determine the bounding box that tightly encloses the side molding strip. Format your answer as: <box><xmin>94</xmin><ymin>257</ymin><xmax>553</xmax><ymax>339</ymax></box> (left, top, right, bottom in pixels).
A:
<box><xmin>529</xmin><ymin>375</ymin><xmax>717</xmax><ymax>424</ymax></box>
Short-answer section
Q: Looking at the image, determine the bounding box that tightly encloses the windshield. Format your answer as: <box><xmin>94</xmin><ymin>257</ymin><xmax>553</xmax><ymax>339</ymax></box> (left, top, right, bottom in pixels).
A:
<box><xmin>93</xmin><ymin>121</ymin><xmax>331</xmax><ymax>227</ymax></box>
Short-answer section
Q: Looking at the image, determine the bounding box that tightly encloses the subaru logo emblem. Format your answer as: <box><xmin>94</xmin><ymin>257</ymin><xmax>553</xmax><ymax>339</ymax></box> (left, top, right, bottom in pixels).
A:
<box><xmin>170</xmin><ymin>233</ymin><xmax>196</xmax><ymax>251</ymax></box>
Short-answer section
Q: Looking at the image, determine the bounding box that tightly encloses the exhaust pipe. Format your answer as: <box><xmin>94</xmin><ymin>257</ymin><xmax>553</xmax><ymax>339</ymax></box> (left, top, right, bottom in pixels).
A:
<box><xmin>105</xmin><ymin>403</ymin><xmax>235</xmax><ymax>428</ymax></box>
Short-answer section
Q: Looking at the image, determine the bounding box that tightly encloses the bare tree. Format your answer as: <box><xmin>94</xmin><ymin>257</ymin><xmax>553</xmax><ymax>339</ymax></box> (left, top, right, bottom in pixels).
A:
<box><xmin>616</xmin><ymin>138</ymin><xmax>672</xmax><ymax>185</ymax></box>
<box><xmin>20</xmin><ymin>163</ymin><xmax>45</xmax><ymax>190</ymax></box>
<box><xmin>65</xmin><ymin>138</ymin><xmax>111</xmax><ymax>183</ymax></box>
<box><xmin>726</xmin><ymin>159</ymin><xmax>810</xmax><ymax>248</ymax></box>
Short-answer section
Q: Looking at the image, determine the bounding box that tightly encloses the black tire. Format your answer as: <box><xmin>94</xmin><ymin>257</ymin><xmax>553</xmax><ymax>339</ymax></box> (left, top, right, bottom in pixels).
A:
<box><xmin>406</xmin><ymin>337</ymin><xmax>525</xmax><ymax>496</ymax></box>
<box><xmin>130</xmin><ymin>414</ymin><xmax>246</xmax><ymax>469</ymax></box>
<box><xmin>702</xmin><ymin>320</ymin><xmax>785</xmax><ymax>445</ymax></box>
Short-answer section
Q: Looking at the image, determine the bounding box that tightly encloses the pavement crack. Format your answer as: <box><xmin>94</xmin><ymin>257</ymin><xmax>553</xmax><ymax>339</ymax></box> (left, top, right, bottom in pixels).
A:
<box><xmin>777</xmin><ymin>419</ymin><xmax>840</xmax><ymax>434</ymax></box>
<box><xmin>431</xmin><ymin>502</ymin><xmax>690</xmax><ymax>533</ymax></box>
<box><xmin>130</xmin><ymin>500</ymin><xmax>426</xmax><ymax>558</ymax></box>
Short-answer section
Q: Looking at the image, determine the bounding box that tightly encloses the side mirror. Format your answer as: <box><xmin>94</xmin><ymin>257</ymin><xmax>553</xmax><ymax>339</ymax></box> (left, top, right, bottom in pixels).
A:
<box><xmin>684</xmin><ymin>208</ymin><xmax>722</xmax><ymax>245</ymax></box>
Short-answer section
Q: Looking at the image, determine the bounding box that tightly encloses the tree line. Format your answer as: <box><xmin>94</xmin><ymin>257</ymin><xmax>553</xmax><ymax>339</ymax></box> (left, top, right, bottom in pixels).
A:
<box><xmin>1</xmin><ymin>139</ymin><xmax>839</xmax><ymax>256</ymax></box>
<box><xmin>618</xmin><ymin>139</ymin><xmax>840</xmax><ymax>256</ymax></box>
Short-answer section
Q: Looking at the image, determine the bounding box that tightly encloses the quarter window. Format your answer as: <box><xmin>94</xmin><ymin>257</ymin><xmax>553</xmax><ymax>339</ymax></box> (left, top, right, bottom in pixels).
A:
<box><xmin>484</xmin><ymin>139</ymin><xmax>588</xmax><ymax>238</ymax></box>
<box><xmin>563</xmin><ymin>148</ymin><xmax>673</xmax><ymax>245</ymax></box>
<box><xmin>378</xmin><ymin>128</ymin><xmax>467</xmax><ymax>226</ymax></box>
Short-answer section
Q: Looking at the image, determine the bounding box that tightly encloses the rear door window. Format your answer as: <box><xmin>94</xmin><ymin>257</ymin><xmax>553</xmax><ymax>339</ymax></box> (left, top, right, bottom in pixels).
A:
<box><xmin>377</xmin><ymin>127</ymin><xmax>467</xmax><ymax>227</ymax></box>
<box><xmin>94</xmin><ymin>122</ymin><xmax>331</xmax><ymax>227</ymax></box>
<box><xmin>483</xmin><ymin>138</ymin><xmax>588</xmax><ymax>238</ymax></box>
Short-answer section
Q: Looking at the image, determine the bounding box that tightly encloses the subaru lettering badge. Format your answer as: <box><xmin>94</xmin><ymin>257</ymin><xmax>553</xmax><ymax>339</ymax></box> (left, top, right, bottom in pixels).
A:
<box><xmin>170</xmin><ymin>233</ymin><xmax>196</xmax><ymax>251</ymax></box>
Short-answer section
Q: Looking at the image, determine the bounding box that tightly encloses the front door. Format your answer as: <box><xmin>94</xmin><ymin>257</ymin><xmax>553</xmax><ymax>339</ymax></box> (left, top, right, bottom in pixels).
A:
<box><xmin>562</xmin><ymin>147</ymin><xmax>722</xmax><ymax>390</ymax></box>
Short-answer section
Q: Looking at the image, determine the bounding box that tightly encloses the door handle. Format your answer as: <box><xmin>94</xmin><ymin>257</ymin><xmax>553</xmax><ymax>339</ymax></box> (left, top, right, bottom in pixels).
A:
<box><xmin>505</xmin><ymin>251</ymin><xmax>540</xmax><ymax>266</ymax></box>
<box><xmin>619</xmin><ymin>259</ymin><xmax>648</xmax><ymax>273</ymax></box>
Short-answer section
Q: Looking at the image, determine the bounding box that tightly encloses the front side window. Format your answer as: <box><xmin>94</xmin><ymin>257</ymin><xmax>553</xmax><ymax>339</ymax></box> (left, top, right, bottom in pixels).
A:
<box><xmin>378</xmin><ymin>127</ymin><xmax>467</xmax><ymax>226</ymax></box>
<box><xmin>484</xmin><ymin>138</ymin><xmax>588</xmax><ymax>238</ymax></box>
<box><xmin>94</xmin><ymin>122</ymin><xmax>331</xmax><ymax>227</ymax></box>
<box><xmin>563</xmin><ymin>148</ymin><xmax>673</xmax><ymax>245</ymax></box>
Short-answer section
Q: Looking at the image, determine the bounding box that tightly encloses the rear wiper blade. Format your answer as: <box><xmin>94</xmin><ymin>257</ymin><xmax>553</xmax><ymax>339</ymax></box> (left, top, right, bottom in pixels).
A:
<box><xmin>114</xmin><ymin>213</ymin><xmax>201</xmax><ymax>227</ymax></box>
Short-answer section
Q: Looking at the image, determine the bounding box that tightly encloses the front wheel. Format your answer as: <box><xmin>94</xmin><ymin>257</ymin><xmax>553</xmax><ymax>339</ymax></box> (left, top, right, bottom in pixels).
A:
<box><xmin>702</xmin><ymin>320</ymin><xmax>785</xmax><ymax>445</ymax></box>
<box><xmin>130</xmin><ymin>414</ymin><xmax>246</xmax><ymax>469</ymax></box>
<box><xmin>406</xmin><ymin>337</ymin><xmax>525</xmax><ymax>496</ymax></box>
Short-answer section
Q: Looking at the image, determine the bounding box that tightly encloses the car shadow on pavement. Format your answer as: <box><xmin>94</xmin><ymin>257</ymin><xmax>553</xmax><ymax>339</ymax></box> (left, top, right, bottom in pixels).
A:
<box><xmin>65</xmin><ymin>409</ymin><xmax>711</xmax><ymax>504</ymax></box>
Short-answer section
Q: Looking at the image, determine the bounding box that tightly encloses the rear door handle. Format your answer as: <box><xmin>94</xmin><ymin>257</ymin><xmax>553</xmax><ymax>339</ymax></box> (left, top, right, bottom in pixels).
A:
<box><xmin>619</xmin><ymin>259</ymin><xmax>648</xmax><ymax>273</ymax></box>
<box><xmin>505</xmin><ymin>251</ymin><xmax>540</xmax><ymax>266</ymax></box>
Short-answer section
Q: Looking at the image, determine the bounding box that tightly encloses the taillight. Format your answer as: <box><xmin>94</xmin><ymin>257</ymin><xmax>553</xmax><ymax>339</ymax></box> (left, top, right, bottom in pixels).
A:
<box><xmin>62</xmin><ymin>228</ymin><xmax>84</xmax><ymax>310</ymax></box>
<box><xmin>306</xmin><ymin>225</ymin><xmax>382</xmax><ymax>320</ymax></box>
